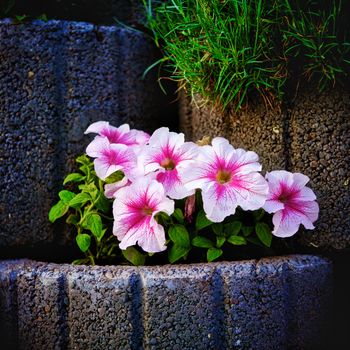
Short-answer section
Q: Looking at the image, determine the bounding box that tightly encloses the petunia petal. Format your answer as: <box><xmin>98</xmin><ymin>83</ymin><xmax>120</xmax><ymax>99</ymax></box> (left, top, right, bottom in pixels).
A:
<box><xmin>202</xmin><ymin>183</ymin><xmax>238</xmax><ymax>222</ymax></box>
<box><xmin>263</xmin><ymin>199</ymin><xmax>285</xmax><ymax>213</ymax></box>
<box><xmin>86</xmin><ymin>136</ymin><xmax>110</xmax><ymax>158</ymax></box>
<box><xmin>104</xmin><ymin>176</ymin><xmax>129</xmax><ymax>199</ymax></box>
<box><xmin>231</xmin><ymin>172</ymin><xmax>268</xmax><ymax>211</ymax></box>
<box><xmin>272</xmin><ymin>209</ymin><xmax>301</xmax><ymax>237</ymax></box>
<box><xmin>84</xmin><ymin>121</ymin><xmax>110</xmax><ymax>135</ymax></box>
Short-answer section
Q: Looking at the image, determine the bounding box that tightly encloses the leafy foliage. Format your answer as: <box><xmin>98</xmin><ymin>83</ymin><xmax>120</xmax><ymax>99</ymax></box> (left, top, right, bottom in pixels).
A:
<box><xmin>144</xmin><ymin>0</ymin><xmax>350</xmax><ymax>110</ymax></box>
<box><xmin>49</xmin><ymin>155</ymin><xmax>285</xmax><ymax>265</ymax></box>
<box><xmin>49</xmin><ymin>155</ymin><xmax>116</xmax><ymax>265</ymax></box>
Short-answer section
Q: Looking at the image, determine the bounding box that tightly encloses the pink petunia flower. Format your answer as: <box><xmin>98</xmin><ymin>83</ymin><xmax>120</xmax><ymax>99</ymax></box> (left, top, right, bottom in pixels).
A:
<box><xmin>86</xmin><ymin>137</ymin><xmax>138</xmax><ymax>180</ymax></box>
<box><xmin>85</xmin><ymin>121</ymin><xmax>150</xmax><ymax>147</ymax></box>
<box><xmin>138</xmin><ymin>127</ymin><xmax>199</xmax><ymax>199</ymax></box>
<box><xmin>113</xmin><ymin>176</ymin><xmax>174</xmax><ymax>253</ymax></box>
<box><xmin>183</xmin><ymin>137</ymin><xmax>268</xmax><ymax>222</ymax></box>
<box><xmin>104</xmin><ymin>176</ymin><xmax>130</xmax><ymax>199</ymax></box>
<box><xmin>263</xmin><ymin>170</ymin><xmax>319</xmax><ymax>237</ymax></box>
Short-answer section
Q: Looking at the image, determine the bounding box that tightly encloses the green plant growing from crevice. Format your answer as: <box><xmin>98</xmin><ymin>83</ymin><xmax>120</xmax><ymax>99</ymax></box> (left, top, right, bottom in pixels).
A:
<box><xmin>281</xmin><ymin>0</ymin><xmax>350</xmax><ymax>91</ymax></box>
<box><xmin>144</xmin><ymin>0</ymin><xmax>350</xmax><ymax>110</ymax></box>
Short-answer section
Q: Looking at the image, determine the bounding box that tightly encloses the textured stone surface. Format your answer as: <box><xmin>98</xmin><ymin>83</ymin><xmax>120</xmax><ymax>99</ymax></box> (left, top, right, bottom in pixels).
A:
<box><xmin>289</xmin><ymin>89</ymin><xmax>350</xmax><ymax>250</ymax></box>
<box><xmin>0</xmin><ymin>19</ymin><xmax>170</xmax><ymax>249</ymax></box>
<box><xmin>179</xmin><ymin>93</ymin><xmax>286</xmax><ymax>172</ymax></box>
<box><xmin>0</xmin><ymin>255</ymin><xmax>332</xmax><ymax>349</ymax></box>
<box><xmin>179</xmin><ymin>89</ymin><xmax>350</xmax><ymax>250</ymax></box>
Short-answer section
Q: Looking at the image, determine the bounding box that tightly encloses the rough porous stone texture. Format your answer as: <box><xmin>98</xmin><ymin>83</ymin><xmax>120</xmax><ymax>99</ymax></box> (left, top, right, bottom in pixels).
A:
<box><xmin>0</xmin><ymin>19</ymin><xmax>170</xmax><ymax>250</ymax></box>
<box><xmin>289</xmin><ymin>89</ymin><xmax>350</xmax><ymax>250</ymax></box>
<box><xmin>0</xmin><ymin>255</ymin><xmax>332</xmax><ymax>349</ymax></box>
<box><xmin>179</xmin><ymin>93</ymin><xmax>286</xmax><ymax>171</ymax></box>
<box><xmin>179</xmin><ymin>89</ymin><xmax>350</xmax><ymax>250</ymax></box>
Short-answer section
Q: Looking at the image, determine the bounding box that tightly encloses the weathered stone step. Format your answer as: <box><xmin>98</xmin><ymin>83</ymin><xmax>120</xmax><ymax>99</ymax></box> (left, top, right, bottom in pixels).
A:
<box><xmin>0</xmin><ymin>19</ymin><xmax>173</xmax><ymax>251</ymax></box>
<box><xmin>0</xmin><ymin>255</ymin><xmax>332</xmax><ymax>349</ymax></box>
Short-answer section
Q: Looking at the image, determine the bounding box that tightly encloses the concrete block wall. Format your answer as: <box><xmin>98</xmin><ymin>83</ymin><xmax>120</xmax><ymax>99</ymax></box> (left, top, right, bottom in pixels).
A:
<box><xmin>0</xmin><ymin>255</ymin><xmax>332</xmax><ymax>350</ymax></box>
<box><xmin>0</xmin><ymin>19</ymin><xmax>173</xmax><ymax>251</ymax></box>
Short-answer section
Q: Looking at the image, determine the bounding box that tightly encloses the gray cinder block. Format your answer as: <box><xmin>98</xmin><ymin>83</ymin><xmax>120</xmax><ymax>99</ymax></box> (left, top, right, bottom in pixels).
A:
<box><xmin>0</xmin><ymin>19</ymin><xmax>169</xmax><ymax>250</ymax></box>
<box><xmin>289</xmin><ymin>89</ymin><xmax>350</xmax><ymax>250</ymax></box>
<box><xmin>0</xmin><ymin>255</ymin><xmax>332</xmax><ymax>349</ymax></box>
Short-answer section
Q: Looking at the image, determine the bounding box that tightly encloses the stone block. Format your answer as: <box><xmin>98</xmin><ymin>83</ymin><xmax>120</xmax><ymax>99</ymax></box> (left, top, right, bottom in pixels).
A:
<box><xmin>0</xmin><ymin>19</ymin><xmax>169</xmax><ymax>250</ymax></box>
<box><xmin>0</xmin><ymin>255</ymin><xmax>332</xmax><ymax>349</ymax></box>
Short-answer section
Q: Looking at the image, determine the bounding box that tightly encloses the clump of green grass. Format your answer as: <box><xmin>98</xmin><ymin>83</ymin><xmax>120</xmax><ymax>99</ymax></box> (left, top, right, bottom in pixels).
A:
<box><xmin>144</xmin><ymin>0</ymin><xmax>350</xmax><ymax>110</ymax></box>
<box><xmin>282</xmin><ymin>0</ymin><xmax>350</xmax><ymax>91</ymax></box>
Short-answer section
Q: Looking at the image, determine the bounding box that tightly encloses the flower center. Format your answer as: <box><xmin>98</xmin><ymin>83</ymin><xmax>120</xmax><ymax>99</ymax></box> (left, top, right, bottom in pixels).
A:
<box><xmin>160</xmin><ymin>157</ymin><xmax>176</xmax><ymax>170</ymax></box>
<box><xmin>142</xmin><ymin>206</ymin><xmax>154</xmax><ymax>216</ymax></box>
<box><xmin>278</xmin><ymin>191</ymin><xmax>296</xmax><ymax>204</ymax></box>
<box><xmin>216</xmin><ymin>170</ymin><xmax>232</xmax><ymax>184</ymax></box>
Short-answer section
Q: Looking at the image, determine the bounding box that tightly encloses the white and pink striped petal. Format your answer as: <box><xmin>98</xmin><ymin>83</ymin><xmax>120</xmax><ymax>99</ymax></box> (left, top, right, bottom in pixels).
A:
<box><xmin>85</xmin><ymin>121</ymin><xmax>150</xmax><ymax>147</ymax></box>
<box><xmin>86</xmin><ymin>137</ymin><xmax>137</xmax><ymax>180</ymax></box>
<box><xmin>112</xmin><ymin>177</ymin><xmax>174</xmax><ymax>253</ymax></box>
<box><xmin>183</xmin><ymin>137</ymin><xmax>268</xmax><ymax>222</ymax></box>
<box><xmin>263</xmin><ymin>170</ymin><xmax>319</xmax><ymax>237</ymax></box>
<box><xmin>139</xmin><ymin>127</ymin><xmax>199</xmax><ymax>199</ymax></box>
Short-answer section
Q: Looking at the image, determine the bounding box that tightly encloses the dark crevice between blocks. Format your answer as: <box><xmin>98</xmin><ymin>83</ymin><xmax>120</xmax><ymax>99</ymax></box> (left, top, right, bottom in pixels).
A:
<box><xmin>130</xmin><ymin>272</ymin><xmax>144</xmax><ymax>350</ymax></box>
<box><xmin>212</xmin><ymin>267</ymin><xmax>227</xmax><ymax>350</ymax></box>
<box><xmin>57</xmin><ymin>273</ymin><xmax>70</xmax><ymax>349</ymax></box>
<box><xmin>0</xmin><ymin>268</ymin><xmax>19</xmax><ymax>350</ymax></box>
<box><xmin>282</xmin><ymin>102</ymin><xmax>292</xmax><ymax>172</ymax></box>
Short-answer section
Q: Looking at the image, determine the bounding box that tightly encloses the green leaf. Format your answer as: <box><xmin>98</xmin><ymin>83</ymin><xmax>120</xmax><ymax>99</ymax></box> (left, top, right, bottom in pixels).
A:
<box><xmin>81</xmin><ymin>182</ymin><xmax>98</xmax><ymax>198</ymax></box>
<box><xmin>242</xmin><ymin>226</ymin><xmax>254</xmax><ymax>237</ymax></box>
<box><xmin>86</xmin><ymin>214</ymin><xmax>103</xmax><ymax>240</ymax></box>
<box><xmin>69</xmin><ymin>193</ymin><xmax>91</xmax><ymax>208</ymax></box>
<box><xmin>59</xmin><ymin>190</ymin><xmax>76</xmax><ymax>204</ymax></box>
<box><xmin>122</xmin><ymin>246</ymin><xmax>146</xmax><ymax>266</ymax></box>
<box><xmin>207</xmin><ymin>247</ymin><xmax>223</xmax><ymax>262</ymax></box>
<box><xmin>216</xmin><ymin>236</ymin><xmax>226</xmax><ymax>248</ymax></box>
<box><xmin>76</xmin><ymin>234</ymin><xmax>91</xmax><ymax>252</ymax></box>
<box><xmin>48</xmin><ymin>201</ymin><xmax>68</xmax><ymax>222</ymax></box>
<box><xmin>76</xmin><ymin>154</ymin><xmax>91</xmax><ymax>165</ymax></box>
<box><xmin>72</xmin><ymin>258</ymin><xmax>90</xmax><ymax>265</ymax></box>
<box><xmin>95</xmin><ymin>194</ymin><xmax>111</xmax><ymax>213</ymax></box>
<box><xmin>196</xmin><ymin>210</ymin><xmax>212</xmax><ymax>231</ymax></box>
<box><xmin>168</xmin><ymin>225</ymin><xmax>190</xmax><ymax>247</ymax></box>
<box><xmin>246</xmin><ymin>236</ymin><xmax>264</xmax><ymax>246</ymax></box>
<box><xmin>79</xmin><ymin>165</ymin><xmax>90</xmax><ymax>176</ymax></box>
<box><xmin>192</xmin><ymin>236</ymin><xmax>213</xmax><ymax>248</ymax></box>
<box><xmin>253</xmin><ymin>209</ymin><xmax>265</xmax><ymax>222</ymax></box>
<box><xmin>227</xmin><ymin>235</ymin><xmax>247</xmax><ymax>245</ymax></box>
<box><xmin>212</xmin><ymin>223</ymin><xmax>223</xmax><ymax>235</ymax></box>
<box><xmin>15</xmin><ymin>14</ymin><xmax>27</xmax><ymax>22</ymax></box>
<box><xmin>63</xmin><ymin>173</ymin><xmax>85</xmax><ymax>185</ymax></box>
<box><xmin>224</xmin><ymin>221</ymin><xmax>242</xmax><ymax>236</ymax></box>
<box><xmin>37</xmin><ymin>13</ymin><xmax>48</xmax><ymax>21</ymax></box>
<box><xmin>172</xmin><ymin>208</ymin><xmax>184</xmax><ymax>224</ymax></box>
<box><xmin>104</xmin><ymin>171</ymin><xmax>124</xmax><ymax>184</ymax></box>
<box><xmin>255</xmin><ymin>222</ymin><xmax>272</xmax><ymax>247</ymax></box>
<box><xmin>168</xmin><ymin>245</ymin><xmax>190</xmax><ymax>263</ymax></box>
<box><xmin>66</xmin><ymin>214</ymin><xmax>79</xmax><ymax>225</ymax></box>
<box><xmin>155</xmin><ymin>211</ymin><xmax>171</xmax><ymax>224</ymax></box>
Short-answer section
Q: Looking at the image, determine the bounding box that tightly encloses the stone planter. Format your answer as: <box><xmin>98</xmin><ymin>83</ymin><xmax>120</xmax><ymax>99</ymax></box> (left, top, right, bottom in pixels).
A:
<box><xmin>0</xmin><ymin>19</ymin><xmax>171</xmax><ymax>251</ymax></box>
<box><xmin>179</xmin><ymin>89</ymin><xmax>350</xmax><ymax>250</ymax></box>
<box><xmin>0</xmin><ymin>255</ymin><xmax>332</xmax><ymax>349</ymax></box>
